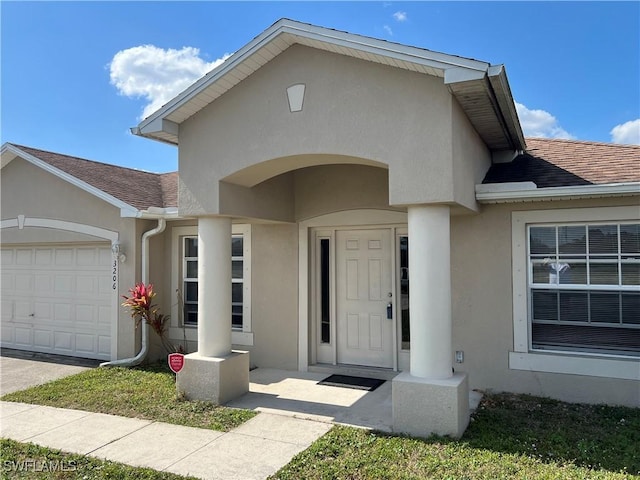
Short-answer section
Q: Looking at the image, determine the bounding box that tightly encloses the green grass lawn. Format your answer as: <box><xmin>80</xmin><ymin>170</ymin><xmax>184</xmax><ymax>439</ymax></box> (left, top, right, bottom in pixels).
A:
<box><xmin>0</xmin><ymin>438</ymin><xmax>198</xmax><ymax>480</ymax></box>
<box><xmin>2</xmin><ymin>365</ymin><xmax>638</xmax><ymax>479</ymax></box>
<box><xmin>0</xmin><ymin>362</ymin><xmax>255</xmax><ymax>431</ymax></box>
<box><xmin>272</xmin><ymin>393</ymin><xmax>640</xmax><ymax>480</ymax></box>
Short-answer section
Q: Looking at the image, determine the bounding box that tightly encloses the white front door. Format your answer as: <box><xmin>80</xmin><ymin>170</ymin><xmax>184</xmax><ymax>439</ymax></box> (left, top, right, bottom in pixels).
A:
<box><xmin>336</xmin><ymin>229</ymin><xmax>393</xmax><ymax>368</ymax></box>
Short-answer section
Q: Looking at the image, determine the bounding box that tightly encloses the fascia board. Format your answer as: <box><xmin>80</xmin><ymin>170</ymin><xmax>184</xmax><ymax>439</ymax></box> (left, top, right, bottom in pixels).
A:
<box><xmin>476</xmin><ymin>182</ymin><xmax>640</xmax><ymax>203</ymax></box>
<box><xmin>280</xmin><ymin>22</ymin><xmax>489</xmax><ymax>71</ymax></box>
<box><xmin>487</xmin><ymin>65</ymin><xmax>526</xmax><ymax>150</ymax></box>
<box><xmin>135</xmin><ymin>18</ymin><xmax>490</xmax><ymax>135</ymax></box>
<box><xmin>3</xmin><ymin>144</ymin><xmax>140</xmax><ymax>217</ymax></box>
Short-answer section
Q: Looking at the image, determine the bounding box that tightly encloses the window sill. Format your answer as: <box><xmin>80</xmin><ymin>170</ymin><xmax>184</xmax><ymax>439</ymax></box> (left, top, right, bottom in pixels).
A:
<box><xmin>168</xmin><ymin>327</ymin><xmax>254</xmax><ymax>346</ymax></box>
<box><xmin>509</xmin><ymin>351</ymin><xmax>639</xmax><ymax>381</ymax></box>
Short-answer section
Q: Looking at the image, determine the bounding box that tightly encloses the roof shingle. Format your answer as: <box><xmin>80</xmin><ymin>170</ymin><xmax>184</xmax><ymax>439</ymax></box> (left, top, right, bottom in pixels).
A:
<box><xmin>484</xmin><ymin>138</ymin><xmax>640</xmax><ymax>187</ymax></box>
<box><xmin>9</xmin><ymin>137</ymin><xmax>639</xmax><ymax>211</ymax></box>
<box><xmin>11</xmin><ymin>145</ymin><xmax>177</xmax><ymax>210</ymax></box>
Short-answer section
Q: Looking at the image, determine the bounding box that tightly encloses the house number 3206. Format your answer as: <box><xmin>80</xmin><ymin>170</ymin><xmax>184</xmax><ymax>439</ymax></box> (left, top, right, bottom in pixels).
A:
<box><xmin>112</xmin><ymin>260</ymin><xmax>118</xmax><ymax>290</ymax></box>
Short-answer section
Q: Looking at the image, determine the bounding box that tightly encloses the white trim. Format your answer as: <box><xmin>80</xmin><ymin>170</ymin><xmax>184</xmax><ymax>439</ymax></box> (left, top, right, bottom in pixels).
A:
<box><xmin>509</xmin><ymin>352</ymin><xmax>639</xmax><ymax>381</ymax></box>
<box><xmin>478</xmin><ymin>182</ymin><xmax>640</xmax><ymax>204</ymax></box>
<box><xmin>511</xmin><ymin>206</ymin><xmax>640</xmax><ymax>380</ymax></box>
<box><xmin>169</xmin><ymin>224</ymin><xmax>253</xmax><ymax>347</ymax></box>
<box><xmin>0</xmin><ymin>216</ymin><xmax>119</xmax><ymax>242</ymax></box>
<box><xmin>298</xmin><ymin>209</ymin><xmax>408</xmax><ymax>371</ymax></box>
<box><xmin>1</xmin><ymin>144</ymin><xmax>139</xmax><ymax>217</ymax></box>
<box><xmin>135</xmin><ymin>18</ymin><xmax>489</xmax><ymax>142</ymax></box>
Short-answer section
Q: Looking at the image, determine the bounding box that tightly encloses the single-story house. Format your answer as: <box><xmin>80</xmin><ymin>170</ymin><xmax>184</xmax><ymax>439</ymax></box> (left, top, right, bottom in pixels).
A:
<box><xmin>1</xmin><ymin>19</ymin><xmax>638</xmax><ymax>437</ymax></box>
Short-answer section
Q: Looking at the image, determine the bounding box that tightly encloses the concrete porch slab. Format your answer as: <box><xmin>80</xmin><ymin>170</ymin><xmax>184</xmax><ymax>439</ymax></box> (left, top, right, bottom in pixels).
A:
<box><xmin>227</xmin><ymin>368</ymin><xmax>394</xmax><ymax>432</ymax></box>
<box><xmin>228</xmin><ymin>368</ymin><xmax>484</xmax><ymax>435</ymax></box>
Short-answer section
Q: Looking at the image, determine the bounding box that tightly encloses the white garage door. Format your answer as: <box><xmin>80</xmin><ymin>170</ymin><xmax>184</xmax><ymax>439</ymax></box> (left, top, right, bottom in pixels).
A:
<box><xmin>1</xmin><ymin>244</ymin><xmax>112</xmax><ymax>360</ymax></box>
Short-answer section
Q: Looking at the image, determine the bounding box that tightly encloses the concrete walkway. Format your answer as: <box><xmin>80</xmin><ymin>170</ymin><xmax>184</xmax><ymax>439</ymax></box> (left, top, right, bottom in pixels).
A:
<box><xmin>0</xmin><ymin>401</ymin><xmax>332</xmax><ymax>480</ymax></box>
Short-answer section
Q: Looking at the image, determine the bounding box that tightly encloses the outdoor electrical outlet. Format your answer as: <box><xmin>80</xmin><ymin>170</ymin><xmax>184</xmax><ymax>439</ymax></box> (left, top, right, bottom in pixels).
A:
<box><xmin>455</xmin><ymin>351</ymin><xmax>464</xmax><ymax>363</ymax></box>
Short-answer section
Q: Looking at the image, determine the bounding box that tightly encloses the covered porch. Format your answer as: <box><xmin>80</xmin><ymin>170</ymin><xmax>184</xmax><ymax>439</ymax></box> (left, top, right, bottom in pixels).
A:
<box><xmin>228</xmin><ymin>367</ymin><xmax>484</xmax><ymax>433</ymax></box>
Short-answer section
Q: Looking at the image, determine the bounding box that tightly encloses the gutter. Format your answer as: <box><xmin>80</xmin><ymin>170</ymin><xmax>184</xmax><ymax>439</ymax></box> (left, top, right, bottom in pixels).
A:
<box><xmin>100</xmin><ymin>217</ymin><xmax>167</xmax><ymax>367</ymax></box>
<box><xmin>476</xmin><ymin>182</ymin><xmax>640</xmax><ymax>204</ymax></box>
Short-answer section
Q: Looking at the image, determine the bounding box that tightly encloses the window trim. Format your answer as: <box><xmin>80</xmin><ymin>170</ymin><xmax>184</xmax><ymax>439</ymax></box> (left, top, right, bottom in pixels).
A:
<box><xmin>170</xmin><ymin>224</ymin><xmax>253</xmax><ymax>346</ymax></box>
<box><xmin>511</xmin><ymin>206</ymin><xmax>639</xmax><ymax>381</ymax></box>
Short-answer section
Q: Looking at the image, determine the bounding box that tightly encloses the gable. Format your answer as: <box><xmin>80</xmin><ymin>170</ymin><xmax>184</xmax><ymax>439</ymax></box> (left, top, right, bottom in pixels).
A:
<box><xmin>134</xmin><ymin>19</ymin><xmax>525</xmax><ymax>152</ymax></box>
<box><xmin>1</xmin><ymin>143</ymin><xmax>178</xmax><ymax>216</ymax></box>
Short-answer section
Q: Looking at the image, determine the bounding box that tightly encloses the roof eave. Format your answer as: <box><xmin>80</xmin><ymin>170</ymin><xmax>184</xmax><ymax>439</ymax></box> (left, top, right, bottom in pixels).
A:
<box><xmin>476</xmin><ymin>182</ymin><xmax>640</xmax><ymax>204</ymax></box>
<box><xmin>1</xmin><ymin>143</ymin><xmax>141</xmax><ymax>217</ymax></box>
<box><xmin>133</xmin><ymin>18</ymin><xmax>502</xmax><ymax>146</ymax></box>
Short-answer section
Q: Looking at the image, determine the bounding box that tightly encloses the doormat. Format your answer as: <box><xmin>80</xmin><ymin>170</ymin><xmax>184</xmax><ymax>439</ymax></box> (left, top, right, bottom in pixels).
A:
<box><xmin>318</xmin><ymin>374</ymin><xmax>385</xmax><ymax>391</ymax></box>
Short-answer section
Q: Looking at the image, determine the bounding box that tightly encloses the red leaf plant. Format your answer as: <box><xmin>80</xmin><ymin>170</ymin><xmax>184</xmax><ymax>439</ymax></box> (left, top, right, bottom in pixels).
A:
<box><xmin>122</xmin><ymin>283</ymin><xmax>183</xmax><ymax>354</ymax></box>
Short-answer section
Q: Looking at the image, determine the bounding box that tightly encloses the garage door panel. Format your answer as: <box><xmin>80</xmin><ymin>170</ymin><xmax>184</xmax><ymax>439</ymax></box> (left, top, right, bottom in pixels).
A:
<box><xmin>1</xmin><ymin>323</ymin><xmax>13</xmax><ymax>343</ymax></box>
<box><xmin>1</xmin><ymin>249</ymin><xmax>14</xmax><ymax>264</ymax></box>
<box><xmin>15</xmin><ymin>274</ymin><xmax>33</xmax><ymax>292</ymax></box>
<box><xmin>54</xmin><ymin>275</ymin><xmax>74</xmax><ymax>294</ymax></box>
<box><xmin>75</xmin><ymin>334</ymin><xmax>96</xmax><ymax>354</ymax></box>
<box><xmin>2</xmin><ymin>272</ymin><xmax>15</xmax><ymax>290</ymax></box>
<box><xmin>98</xmin><ymin>306</ymin><xmax>111</xmax><ymax>326</ymax></box>
<box><xmin>34</xmin><ymin>302</ymin><xmax>52</xmax><ymax>319</ymax></box>
<box><xmin>35</xmin><ymin>274</ymin><xmax>52</xmax><ymax>293</ymax></box>
<box><xmin>98</xmin><ymin>336</ymin><xmax>111</xmax><ymax>355</ymax></box>
<box><xmin>14</xmin><ymin>301</ymin><xmax>31</xmax><ymax>319</ymax></box>
<box><xmin>55</xmin><ymin>249</ymin><xmax>74</xmax><ymax>265</ymax></box>
<box><xmin>34</xmin><ymin>329</ymin><xmax>52</xmax><ymax>349</ymax></box>
<box><xmin>14</xmin><ymin>327</ymin><xmax>32</xmax><ymax>346</ymax></box>
<box><xmin>76</xmin><ymin>276</ymin><xmax>96</xmax><ymax>295</ymax></box>
<box><xmin>54</xmin><ymin>331</ymin><xmax>74</xmax><ymax>352</ymax></box>
<box><xmin>35</xmin><ymin>249</ymin><xmax>53</xmax><ymax>265</ymax></box>
<box><xmin>16</xmin><ymin>250</ymin><xmax>32</xmax><ymax>265</ymax></box>
<box><xmin>1</xmin><ymin>244</ymin><xmax>112</xmax><ymax>360</ymax></box>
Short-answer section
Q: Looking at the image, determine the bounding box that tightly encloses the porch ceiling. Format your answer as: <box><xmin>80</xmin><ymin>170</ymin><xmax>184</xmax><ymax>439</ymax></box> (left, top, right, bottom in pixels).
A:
<box><xmin>133</xmin><ymin>19</ymin><xmax>525</xmax><ymax>152</ymax></box>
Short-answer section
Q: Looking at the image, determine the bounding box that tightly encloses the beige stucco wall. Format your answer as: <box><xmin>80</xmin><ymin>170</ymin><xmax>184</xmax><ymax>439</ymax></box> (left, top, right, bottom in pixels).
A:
<box><xmin>0</xmin><ymin>157</ymin><xmax>140</xmax><ymax>360</ymax></box>
<box><xmin>450</xmin><ymin>196</ymin><xmax>640</xmax><ymax>407</ymax></box>
<box><xmin>155</xmin><ymin>220</ymin><xmax>300</xmax><ymax>369</ymax></box>
<box><xmin>178</xmin><ymin>44</ymin><xmax>488</xmax><ymax>218</ymax></box>
<box><xmin>248</xmin><ymin>223</ymin><xmax>299</xmax><ymax>369</ymax></box>
<box><xmin>293</xmin><ymin>164</ymin><xmax>402</xmax><ymax>221</ymax></box>
<box><xmin>451</xmin><ymin>97</ymin><xmax>492</xmax><ymax>211</ymax></box>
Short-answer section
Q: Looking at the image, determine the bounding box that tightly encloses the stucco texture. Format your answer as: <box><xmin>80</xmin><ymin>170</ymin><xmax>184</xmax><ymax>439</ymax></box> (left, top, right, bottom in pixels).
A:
<box><xmin>1</xmin><ymin>157</ymin><xmax>140</xmax><ymax>360</ymax></box>
<box><xmin>178</xmin><ymin>44</ymin><xmax>489</xmax><ymax>218</ymax></box>
<box><xmin>450</xmin><ymin>197</ymin><xmax>640</xmax><ymax>407</ymax></box>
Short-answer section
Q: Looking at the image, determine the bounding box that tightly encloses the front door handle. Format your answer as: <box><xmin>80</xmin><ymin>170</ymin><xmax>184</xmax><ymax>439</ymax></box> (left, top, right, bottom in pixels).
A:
<box><xmin>386</xmin><ymin>303</ymin><xmax>393</xmax><ymax>320</ymax></box>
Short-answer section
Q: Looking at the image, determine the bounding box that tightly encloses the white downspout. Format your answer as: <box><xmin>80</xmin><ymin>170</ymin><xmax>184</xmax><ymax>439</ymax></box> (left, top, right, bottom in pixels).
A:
<box><xmin>100</xmin><ymin>218</ymin><xmax>167</xmax><ymax>367</ymax></box>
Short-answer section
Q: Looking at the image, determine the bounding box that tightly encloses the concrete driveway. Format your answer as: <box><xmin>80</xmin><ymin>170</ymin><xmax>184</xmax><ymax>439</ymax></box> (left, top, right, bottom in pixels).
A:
<box><xmin>0</xmin><ymin>349</ymin><xmax>99</xmax><ymax>395</ymax></box>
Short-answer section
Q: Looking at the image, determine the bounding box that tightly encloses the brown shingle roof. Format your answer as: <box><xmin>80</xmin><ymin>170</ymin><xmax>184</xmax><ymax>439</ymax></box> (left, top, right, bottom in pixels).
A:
<box><xmin>11</xmin><ymin>145</ymin><xmax>177</xmax><ymax>210</ymax></box>
<box><xmin>484</xmin><ymin>138</ymin><xmax>640</xmax><ymax>187</ymax></box>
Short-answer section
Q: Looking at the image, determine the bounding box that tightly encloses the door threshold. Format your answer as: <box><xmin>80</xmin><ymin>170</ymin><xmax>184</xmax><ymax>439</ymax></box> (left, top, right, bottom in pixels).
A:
<box><xmin>309</xmin><ymin>363</ymin><xmax>400</xmax><ymax>381</ymax></box>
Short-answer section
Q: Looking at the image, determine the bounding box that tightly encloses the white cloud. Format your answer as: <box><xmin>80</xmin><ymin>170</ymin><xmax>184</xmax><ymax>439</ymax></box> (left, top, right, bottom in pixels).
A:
<box><xmin>393</xmin><ymin>11</ymin><xmax>408</xmax><ymax>22</ymax></box>
<box><xmin>610</xmin><ymin>119</ymin><xmax>640</xmax><ymax>145</ymax></box>
<box><xmin>383</xmin><ymin>25</ymin><xmax>393</xmax><ymax>36</ymax></box>
<box><xmin>515</xmin><ymin>102</ymin><xmax>575</xmax><ymax>140</ymax></box>
<box><xmin>110</xmin><ymin>45</ymin><xmax>229</xmax><ymax>119</ymax></box>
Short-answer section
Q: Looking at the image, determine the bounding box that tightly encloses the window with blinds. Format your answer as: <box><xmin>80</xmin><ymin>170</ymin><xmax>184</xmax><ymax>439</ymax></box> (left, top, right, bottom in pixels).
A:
<box><xmin>528</xmin><ymin>223</ymin><xmax>639</xmax><ymax>356</ymax></box>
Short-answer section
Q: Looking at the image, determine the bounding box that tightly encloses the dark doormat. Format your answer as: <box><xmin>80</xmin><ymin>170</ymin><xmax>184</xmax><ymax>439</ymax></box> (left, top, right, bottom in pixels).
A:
<box><xmin>318</xmin><ymin>374</ymin><xmax>385</xmax><ymax>391</ymax></box>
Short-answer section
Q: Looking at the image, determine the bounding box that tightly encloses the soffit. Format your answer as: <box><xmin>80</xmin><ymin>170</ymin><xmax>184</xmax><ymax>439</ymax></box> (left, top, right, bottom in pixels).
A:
<box><xmin>136</xmin><ymin>19</ymin><xmax>525</xmax><ymax>151</ymax></box>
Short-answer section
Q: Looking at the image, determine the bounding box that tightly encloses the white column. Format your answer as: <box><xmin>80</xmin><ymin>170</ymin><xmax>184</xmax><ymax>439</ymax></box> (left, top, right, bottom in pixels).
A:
<box><xmin>408</xmin><ymin>204</ymin><xmax>452</xmax><ymax>379</ymax></box>
<box><xmin>197</xmin><ymin>216</ymin><xmax>232</xmax><ymax>357</ymax></box>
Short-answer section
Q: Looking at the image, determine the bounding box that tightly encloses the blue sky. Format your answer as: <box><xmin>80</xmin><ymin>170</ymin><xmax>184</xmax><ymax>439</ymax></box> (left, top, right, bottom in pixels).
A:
<box><xmin>2</xmin><ymin>1</ymin><xmax>638</xmax><ymax>173</ymax></box>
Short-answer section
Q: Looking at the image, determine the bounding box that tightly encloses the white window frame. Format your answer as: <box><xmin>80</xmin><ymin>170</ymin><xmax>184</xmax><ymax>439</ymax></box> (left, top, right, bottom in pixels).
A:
<box><xmin>510</xmin><ymin>206</ymin><xmax>639</xmax><ymax>381</ymax></box>
<box><xmin>170</xmin><ymin>224</ymin><xmax>253</xmax><ymax>346</ymax></box>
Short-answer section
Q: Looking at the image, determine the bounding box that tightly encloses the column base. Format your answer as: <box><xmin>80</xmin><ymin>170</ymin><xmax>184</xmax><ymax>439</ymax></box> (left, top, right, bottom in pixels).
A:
<box><xmin>392</xmin><ymin>371</ymin><xmax>469</xmax><ymax>438</ymax></box>
<box><xmin>176</xmin><ymin>350</ymin><xmax>249</xmax><ymax>404</ymax></box>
